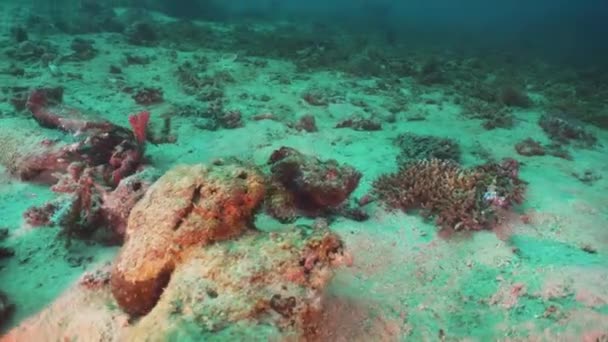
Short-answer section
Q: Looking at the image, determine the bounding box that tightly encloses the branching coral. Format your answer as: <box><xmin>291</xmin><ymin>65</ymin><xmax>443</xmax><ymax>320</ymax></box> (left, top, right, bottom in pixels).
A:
<box><xmin>373</xmin><ymin>158</ymin><xmax>526</xmax><ymax>231</ymax></box>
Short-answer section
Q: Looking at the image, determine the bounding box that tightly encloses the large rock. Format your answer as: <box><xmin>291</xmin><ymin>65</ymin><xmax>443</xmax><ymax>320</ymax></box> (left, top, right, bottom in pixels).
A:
<box><xmin>111</xmin><ymin>163</ymin><xmax>266</xmax><ymax>316</ymax></box>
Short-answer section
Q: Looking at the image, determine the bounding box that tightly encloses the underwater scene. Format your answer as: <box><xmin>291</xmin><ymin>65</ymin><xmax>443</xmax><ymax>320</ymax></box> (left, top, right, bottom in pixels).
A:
<box><xmin>0</xmin><ymin>0</ymin><xmax>607</xmax><ymax>341</ymax></box>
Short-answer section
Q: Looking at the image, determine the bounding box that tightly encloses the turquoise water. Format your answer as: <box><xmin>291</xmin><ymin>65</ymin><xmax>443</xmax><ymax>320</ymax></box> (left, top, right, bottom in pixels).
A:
<box><xmin>0</xmin><ymin>1</ymin><xmax>607</xmax><ymax>340</ymax></box>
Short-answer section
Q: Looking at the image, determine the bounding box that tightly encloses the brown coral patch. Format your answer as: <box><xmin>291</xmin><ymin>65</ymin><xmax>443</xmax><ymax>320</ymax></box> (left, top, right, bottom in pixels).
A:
<box><xmin>373</xmin><ymin>158</ymin><xmax>525</xmax><ymax>231</ymax></box>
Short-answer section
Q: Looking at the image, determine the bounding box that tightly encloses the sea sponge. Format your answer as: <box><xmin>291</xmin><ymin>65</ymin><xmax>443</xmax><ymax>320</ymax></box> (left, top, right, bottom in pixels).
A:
<box><xmin>110</xmin><ymin>163</ymin><xmax>265</xmax><ymax>316</ymax></box>
<box><xmin>373</xmin><ymin>158</ymin><xmax>525</xmax><ymax>231</ymax></box>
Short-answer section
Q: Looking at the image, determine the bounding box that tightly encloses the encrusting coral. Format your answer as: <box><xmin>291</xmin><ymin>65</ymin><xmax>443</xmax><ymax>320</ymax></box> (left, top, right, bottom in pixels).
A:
<box><xmin>373</xmin><ymin>158</ymin><xmax>526</xmax><ymax>231</ymax></box>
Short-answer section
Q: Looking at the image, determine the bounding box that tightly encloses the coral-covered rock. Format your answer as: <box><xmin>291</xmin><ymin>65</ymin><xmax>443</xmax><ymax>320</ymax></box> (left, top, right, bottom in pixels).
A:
<box><xmin>63</xmin><ymin>38</ymin><xmax>98</xmax><ymax>61</ymax></box>
<box><xmin>4</xmin><ymin>226</ymin><xmax>351</xmax><ymax>341</ymax></box>
<box><xmin>218</xmin><ymin>110</ymin><xmax>243</xmax><ymax>129</ymax></box>
<box><xmin>129</xmin><ymin>228</ymin><xmax>349</xmax><ymax>339</ymax></box>
<box><xmin>539</xmin><ymin>113</ymin><xmax>597</xmax><ymax>148</ymax></box>
<box><xmin>267</xmin><ymin>147</ymin><xmax>361</xmax><ymax>212</ymax></box>
<box><xmin>514</xmin><ymin>138</ymin><xmax>574</xmax><ymax>160</ymax></box>
<box><xmin>294</xmin><ymin>114</ymin><xmax>318</xmax><ymax>132</ymax></box>
<box><xmin>373</xmin><ymin>158</ymin><xmax>526</xmax><ymax>231</ymax></box>
<box><xmin>5</xmin><ymin>40</ymin><xmax>57</xmax><ymax>63</ymax></box>
<box><xmin>394</xmin><ymin>132</ymin><xmax>461</xmax><ymax>164</ymax></box>
<box><xmin>132</xmin><ymin>87</ymin><xmax>164</xmax><ymax>105</ymax></box>
<box><xmin>22</xmin><ymin>88</ymin><xmax>145</xmax><ymax>185</ymax></box>
<box><xmin>111</xmin><ymin>163</ymin><xmax>265</xmax><ymax>316</ymax></box>
<box><xmin>515</xmin><ymin>138</ymin><xmax>546</xmax><ymax>156</ymax></box>
<box><xmin>335</xmin><ymin>115</ymin><xmax>382</xmax><ymax>131</ymax></box>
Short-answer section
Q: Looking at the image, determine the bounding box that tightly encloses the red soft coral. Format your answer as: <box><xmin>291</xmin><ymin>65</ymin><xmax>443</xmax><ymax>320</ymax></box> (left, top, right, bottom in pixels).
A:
<box><xmin>128</xmin><ymin>111</ymin><xmax>150</xmax><ymax>145</ymax></box>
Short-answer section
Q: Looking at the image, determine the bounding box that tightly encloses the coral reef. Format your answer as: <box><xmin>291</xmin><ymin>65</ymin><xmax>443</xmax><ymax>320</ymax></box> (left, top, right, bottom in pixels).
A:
<box><xmin>1</xmin><ymin>6</ymin><xmax>606</xmax><ymax>340</ymax></box>
<box><xmin>539</xmin><ymin>113</ymin><xmax>598</xmax><ymax>148</ymax></box>
<box><xmin>0</xmin><ymin>89</ymin><xmax>151</xmax><ymax>244</ymax></box>
<box><xmin>266</xmin><ymin>147</ymin><xmax>361</xmax><ymax>219</ymax></box>
<box><xmin>515</xmin><ymin>138</ymin><xmax>546</xmax><ymax>157</ymax></box>
<box><xmin>111</xmin><ymin>163</ymin><xmax>265</xmax><ymax>316</ymax></box>
<box><xmin>131</xmin><ymin>87</ymin><xmax>164</xmax><ymax>106</ymax></box>
<box><xmin>394</xmin><ymin>132</ymin><xmax>461</xmax><ymax>164</ymax></box>
<box><xmin>373</xmin><ymin>158</ymin><xmax>526</xmax><ymax>231</ymax></box>
<box><xmin>335</xmin><ymin>115</ymin><xmax>382</xmax><ymax>131</ymax></box>
<box><xmin>462</xmin><ymin>99</ymin><xmax>515</xmax><ymax>130</ymax></box>
<box><xmin>514</xmin><ymin>138</ymin><xmax>572</xmax><ymax>160</ymax></box>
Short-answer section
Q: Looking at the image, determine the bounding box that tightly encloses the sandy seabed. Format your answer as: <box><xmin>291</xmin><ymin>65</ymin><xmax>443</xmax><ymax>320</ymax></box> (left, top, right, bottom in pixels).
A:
<box><xmin>0</xmin><ymin>4</ymin><xmax>607</xmax><ymax>342</ymax></box>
